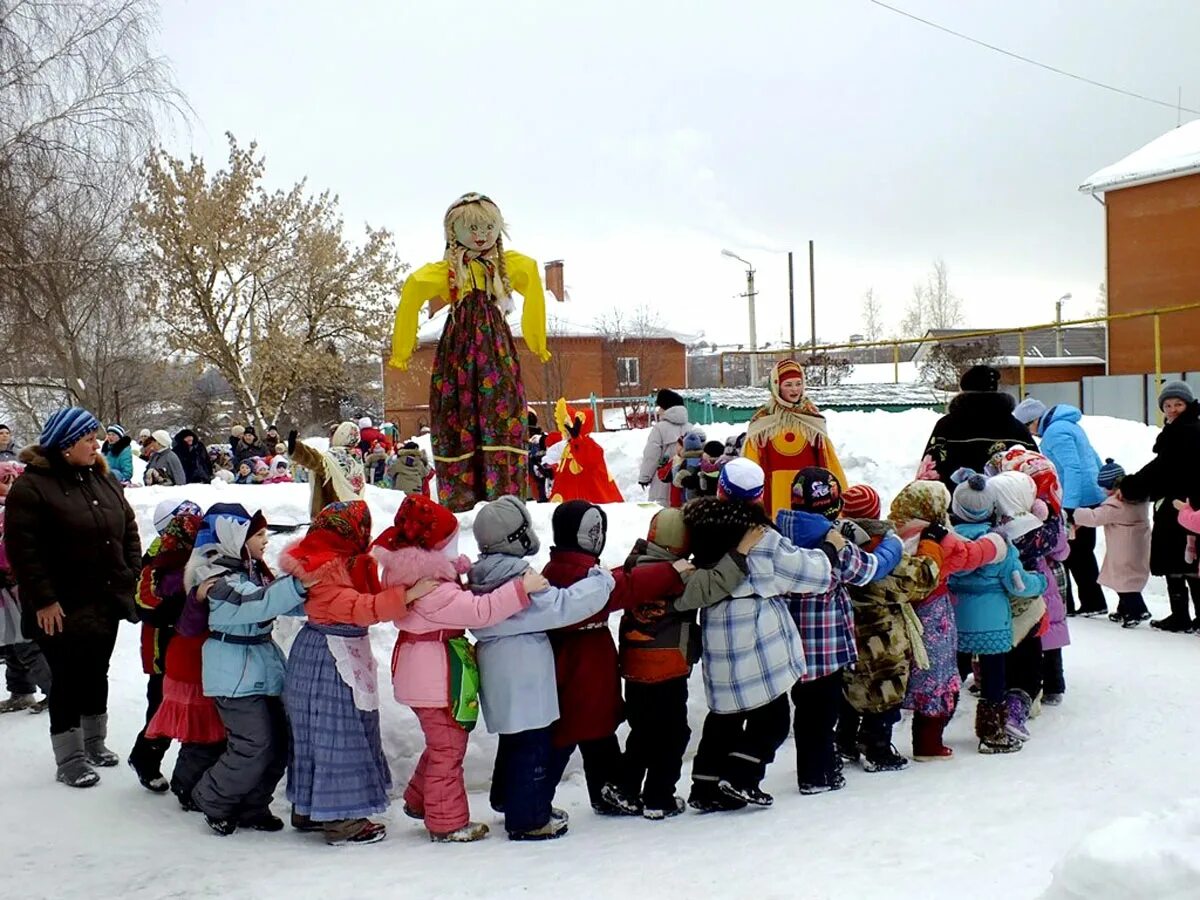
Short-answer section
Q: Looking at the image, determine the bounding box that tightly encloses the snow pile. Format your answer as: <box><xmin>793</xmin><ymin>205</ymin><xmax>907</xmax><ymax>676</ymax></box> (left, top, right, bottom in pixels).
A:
<box><xmin>1042</xmin><ymin>802</ymin><xmax>1200</xmax><ymax>900</ymax></box>
<box><xmin>1079</xmin><ymin>118</ymin><xmax>1200</xmax><ymax>193</ymax></box>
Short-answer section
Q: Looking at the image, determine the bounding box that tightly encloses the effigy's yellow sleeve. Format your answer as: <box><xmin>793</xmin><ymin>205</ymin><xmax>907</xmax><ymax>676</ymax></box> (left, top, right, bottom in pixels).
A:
<box><xmin>388</xmin><ymin>261</ymin><xmax>450</xmax><ymax>370</ymax></box>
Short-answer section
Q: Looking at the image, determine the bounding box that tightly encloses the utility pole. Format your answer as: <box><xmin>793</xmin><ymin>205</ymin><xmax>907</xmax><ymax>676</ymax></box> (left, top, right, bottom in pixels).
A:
<box><xmin>746</xmin><ymin>265</ymin><xmax>759</xmax><ymax>386</ymax></box>
<box><xmin>808</xmin><ymin>240</ymin><xmax>817</xmax><ymax>354</ymax></box>
<box><xmin>788</xmin><ymin>251</ymin><xmax>796</xmax><ymax>352</ymax></box>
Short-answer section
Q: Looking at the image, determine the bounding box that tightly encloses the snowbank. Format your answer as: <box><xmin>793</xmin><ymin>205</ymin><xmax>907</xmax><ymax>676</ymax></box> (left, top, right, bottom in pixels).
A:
<box><xmin>121</xmin><ymin>409</ymin><xmax>1166</xmax><ymax>793</ymax></box>
<box><xmin>1042</xmin><ymin>802</ymin><xmax>1200</xmax><ymax>900</ymax></box>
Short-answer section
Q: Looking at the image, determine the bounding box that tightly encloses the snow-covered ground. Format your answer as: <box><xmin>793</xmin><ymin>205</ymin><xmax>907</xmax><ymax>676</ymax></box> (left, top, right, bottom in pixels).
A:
<box><xmin>4</xmin><ymin>410</ymin><xmax>1195</xmax><ymax>900</ymax></box>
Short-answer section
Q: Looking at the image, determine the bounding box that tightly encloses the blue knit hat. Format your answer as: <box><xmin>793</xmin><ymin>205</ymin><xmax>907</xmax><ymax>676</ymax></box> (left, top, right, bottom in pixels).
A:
<box><xmin>1097</xmin><ymin>458</ymin><xmax>1125</xmax><ymax>490</ymax></box>
<box><xmin>39</xmin><ymin>407</ymin><xmax>100</xmax><ymax>450</ymax></box>
<box><xmin>717</xmin><ymin>458</ymin><xmax>765</xmax><ymax>502</ymax></box>
<box><xmin>106</xmin><ymin>424</ymin><xmax>126</xmax><ymax>439</ymax></box>
<box><xmin>950</xmin><ymin>468</ymin><xmax>995</xmax><ymax>523</ymax></box>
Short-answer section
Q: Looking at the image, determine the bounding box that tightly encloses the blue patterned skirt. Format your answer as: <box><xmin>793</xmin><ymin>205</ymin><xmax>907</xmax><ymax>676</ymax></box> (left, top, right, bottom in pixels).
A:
<box><xmin>284</xmin><ymin>622</ymin><xmax>391</xmax><ymax>821</ymax></box>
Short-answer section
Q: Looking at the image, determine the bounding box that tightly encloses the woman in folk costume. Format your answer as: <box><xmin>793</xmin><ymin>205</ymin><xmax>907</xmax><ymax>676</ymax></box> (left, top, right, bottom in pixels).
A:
<box><xmin>548</xmin><ymin>398</ymin><xmax>623</xmax><ymax>505</ymax></box>
<box><xmin>287</xmin><ymin>422</ymin><xmax>367</xmax><ymax>520</ymax></box>
<box><xmin>743</xmin><ymin>360</ymin><xmax>846</xmax><ymax>519</ymax></box>
<box><xmin>278</xmin><ymin>500</ymin><xmax>429</xmax><ymax>846</ymax></box>
<box><xmin>389</xmin><ymin>193</ymin><xmax>550</xmax><ymax>512</ymax></box>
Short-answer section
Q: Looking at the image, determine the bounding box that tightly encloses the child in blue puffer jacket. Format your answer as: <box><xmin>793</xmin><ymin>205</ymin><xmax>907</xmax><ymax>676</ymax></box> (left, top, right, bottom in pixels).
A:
<box><xmin>184</xmin><ymin>503</ymin><xmax>311</xmax><ymax>837</ymax></box>
<box><xmin>948</xmin><ymin>471</ymin><xmax>1046</xmax><ymax>756</ymax></box>
<box><xmin>777</xmin><ymin>467</ymin><xmax>903</xmax><ymax>793</ymax></box>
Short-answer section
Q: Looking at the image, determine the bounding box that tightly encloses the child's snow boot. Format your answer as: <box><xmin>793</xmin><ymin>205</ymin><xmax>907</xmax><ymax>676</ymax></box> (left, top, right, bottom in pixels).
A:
<box><xmin>688</xmin><ymin>780</ymin><xmax>747</xmax><ymax>813</ymax></box>
<box><xmin>718</xmin><ymin>779</ymin><xmax>774</xmax><ymax>806</ymax></box>
<box><xmin>205</xmin><ymin>815</ymin><xmax>238</xmax><ymax>836</ymax></box>
<box><xmin>860</xmin><ymin>740</ymin><xmax>909</xmax><ymax>773</ymax></box>
<box><xmin>80</xmin><ymin>714</ymin><xmax>119</xmax><ymax>767</ymax></box>
<box><xmin>643</xmin><ymin>797</ymin><xmax>687</xmax><ymax>820</ymax></box>
<box><xmin>291</xmin><ymin>809</ymin><xmax>323</xmax><ymax>832</ymax></box>
<box><xmin>52</xmin><ymin>728</ymin><xmax>100</xmax><ymax>788</ymax></box>
<box><xmin>324</xmin><ymin>818</ymin><xmax>387</xmax><ymax>846</ymax></box>
<box><xmin>798</xmin><ymin>755</ymin><xmax>846</xmax><ymax>794</ymax></box>
<box><xmin>599</xmin><ymin>782</ymin><xmax>643</xmax><ymax>816</ymax></box>
<box><xmin>128</xmin><ymin>754</ymin><xmax>169</xmax><ymax>793</ymax></box>
<box><xmin>239</xmin><ymin>809</ymin><xmax>285</xmax><ymax>832</ymax></box>
<box><xmin>911</xmin><ymin>714</ymin><xmax>953</xmax><ymax>762</ymax></box>
<box><xmin>430</xmin><ymin>822</ymin><xmax>489</xmax><ymax>843</ymax></box>
<box><xmin>835</xmin><ymin>712</ymin><xmax>861</xmax><ymax>763</ymax></box>
<box><xmin>0</xmin><ymin>692</ymin><xmax>36</xmax><ymax>713</ymax></box>
<box><xmin>976</xmin><ymin>700</ymin><xmax>1022</xmax><ymax>754</ymax></box>
<box><xmin>508</xmin><ymin>814</ymin><xmax>568</xmax><ymax>841</ymax></box>
<box><xmin>1005</xmin><ymin>689</ymin><xmax>1032</xmax><ymax>742</ymax></box>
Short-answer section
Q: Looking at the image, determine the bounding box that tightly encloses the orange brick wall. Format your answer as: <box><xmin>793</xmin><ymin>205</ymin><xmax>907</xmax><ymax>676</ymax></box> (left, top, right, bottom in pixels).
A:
<box><xmin>383</xmin><ymin>336</ymin><xmax>686</xmax><ymax>438</ymax></box>
<box><xmin>1106</xmin><ymin>173</ymin><xmax>1200</xmax><ymax>375</ymax></box>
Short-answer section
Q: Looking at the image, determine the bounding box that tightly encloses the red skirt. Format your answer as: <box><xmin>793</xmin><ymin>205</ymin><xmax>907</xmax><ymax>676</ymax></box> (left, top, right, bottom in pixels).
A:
<box><xmin>146</xmin><ymin>676</ymin><xmax>225</xmax><ymax>744</ymax></box>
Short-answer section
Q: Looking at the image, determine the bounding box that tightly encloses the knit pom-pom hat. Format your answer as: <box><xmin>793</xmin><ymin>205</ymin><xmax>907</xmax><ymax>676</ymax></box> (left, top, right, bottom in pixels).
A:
<box><xmin>950</xmin><ymin>468</ymin><xmax>995</xmax><ymax>524</ymax></box>
<box><xmin>1097</xmin><ymin>458</ymin><xmax>1125</xmax><ymax>490</ymax></box>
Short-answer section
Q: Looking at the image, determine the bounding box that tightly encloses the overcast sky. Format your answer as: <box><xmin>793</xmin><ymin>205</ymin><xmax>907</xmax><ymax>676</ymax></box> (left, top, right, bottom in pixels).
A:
<box><xmin>155</xmin><ymin>0</ymin><xmax>1200</xmax><ymax>349</ymax></box>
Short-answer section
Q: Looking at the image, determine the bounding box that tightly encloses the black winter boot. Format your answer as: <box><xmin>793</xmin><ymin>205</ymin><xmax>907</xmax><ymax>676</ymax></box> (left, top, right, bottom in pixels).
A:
<box><xmin>976</xmin><ymin>700</ymin><xmax>1022</xmax><ymax>755</ymax></box>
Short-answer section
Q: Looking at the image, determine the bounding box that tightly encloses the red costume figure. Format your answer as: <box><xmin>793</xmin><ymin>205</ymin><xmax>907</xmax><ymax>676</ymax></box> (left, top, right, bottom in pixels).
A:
<box><xmin>548</xmin><ymin>399</ymin><xmax>623</xmax><ymax>505</ymax></box>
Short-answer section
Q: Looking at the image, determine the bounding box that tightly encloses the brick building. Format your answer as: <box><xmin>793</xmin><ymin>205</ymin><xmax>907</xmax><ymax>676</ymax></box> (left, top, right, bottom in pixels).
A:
<box><xmin>1080</xmin><ymin>120</ymin><xmax>1200</xmax><ymax>375</ymax></box>
<box><xmin>383</xmin><ymin>262</ymin><xmax>693</xmax><ymax>436</ymax></box>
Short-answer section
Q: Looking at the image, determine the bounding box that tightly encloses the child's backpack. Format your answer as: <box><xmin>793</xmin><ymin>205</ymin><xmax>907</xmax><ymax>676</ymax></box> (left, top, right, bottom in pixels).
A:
<box><xmin>447</xmin><ymin>636</ymin><xmax>481</xmax><ymax>731</ymax></box>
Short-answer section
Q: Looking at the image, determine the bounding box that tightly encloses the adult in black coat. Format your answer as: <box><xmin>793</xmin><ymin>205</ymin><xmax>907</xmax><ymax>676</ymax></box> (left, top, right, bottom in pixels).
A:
<box><xmin>1119</xmin><ymin>382</ymin><xmax>1200</xmax><ymax>632</ymax></box>
<box><xmin>232</xmin><ymin>427</ymin><xmax>268</xmax><ymax>466</ymax></box>
<box><xmin>173</xmin><ymin>428</ymin><xmax>213</xmax><ymax>484</ymax></box>
<box><xmin>919</xmin><ymin>365</ymin><xmax>1037</xmax><ymax>491</ymax></box>
<box><xmin>5</xmin><ymin>407</ymin><xmax>141</xmax><ymax>788</ymax></box>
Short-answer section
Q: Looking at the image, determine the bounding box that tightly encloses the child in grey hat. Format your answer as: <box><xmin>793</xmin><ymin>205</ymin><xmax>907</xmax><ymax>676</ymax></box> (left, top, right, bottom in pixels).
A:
<box><xmin>466</xmin><ymin>496</ymin><xmax>615</xmax><ymax>841</ymax></box>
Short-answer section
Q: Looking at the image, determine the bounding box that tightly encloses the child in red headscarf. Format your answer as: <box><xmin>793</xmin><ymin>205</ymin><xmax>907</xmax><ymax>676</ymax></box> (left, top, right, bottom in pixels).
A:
<box><xmin>279</xmin><ymin>500</ymin><xmax>425</xmax><ymax>847</ymax></box>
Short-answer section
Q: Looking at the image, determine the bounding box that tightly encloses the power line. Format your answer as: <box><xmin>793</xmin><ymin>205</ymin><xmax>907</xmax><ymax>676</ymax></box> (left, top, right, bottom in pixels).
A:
<box><xmin>866</xmin><ymin>0</ymin><xmax>1200</xmax><ymax>115</ymax></box>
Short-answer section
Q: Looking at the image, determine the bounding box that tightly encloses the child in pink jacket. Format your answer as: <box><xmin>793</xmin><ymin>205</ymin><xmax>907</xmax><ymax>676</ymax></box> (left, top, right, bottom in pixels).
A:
<box><xmin>1073</xmin><ymin>459</ymin><xmax>1152</xmax><ymax>627</ymax></box>
<box><xmin>373</xmin><ymin>495</ymin><xmax>543</xmax><ymax>843</ymax></box>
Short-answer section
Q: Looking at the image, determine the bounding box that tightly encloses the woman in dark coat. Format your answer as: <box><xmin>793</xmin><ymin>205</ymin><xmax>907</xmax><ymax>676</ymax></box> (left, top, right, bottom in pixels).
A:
<box><xmin>173</xmin><ymin>429</ymin><xmax>213</xmax><ymax>485</ymax></box>
<box><xmin>1119</xmin><ymin>381</ymin><xmax>1200</xmax><ymax>632</ymax></box>
<box><xmin>919</xmin><ymin>365</ymin><xmax>1037</xmax><ymax>490</ymax></box>
<box><xmin>4</xmin><ymin>407</ymin><xmax>141</xmax><ymax>787</ymax></box>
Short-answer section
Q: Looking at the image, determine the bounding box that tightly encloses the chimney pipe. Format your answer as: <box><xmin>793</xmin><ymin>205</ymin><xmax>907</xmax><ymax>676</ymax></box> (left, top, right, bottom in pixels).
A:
<box><xmin>545</xmin><ymin>260</ymin><xmax>565</xmax><ymax>302</ymax></box>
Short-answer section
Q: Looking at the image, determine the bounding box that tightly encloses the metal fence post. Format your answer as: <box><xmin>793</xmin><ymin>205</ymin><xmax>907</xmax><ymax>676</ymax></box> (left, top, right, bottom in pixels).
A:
<box><xmin>1018</xmin><ymin>331</ymin><xmax>1026</xmax><ymax>397</ymax></box>
<box><xmin>892</xmin><ymin>342</ymin><xmax>900</xmax><ymax>384</ymax></box>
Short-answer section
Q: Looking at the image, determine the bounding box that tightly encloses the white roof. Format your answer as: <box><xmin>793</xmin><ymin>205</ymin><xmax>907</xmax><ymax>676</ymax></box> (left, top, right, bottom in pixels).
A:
<box><xmin>416</xmin><ymin>305</ymin><xmax>698</xmax><ymax>345</ymax></box>
<box><xmin>1080</xmin><ymin>120</ymin><xmax>1200</xmax><ymax>193</ymax></box>
<box><xmin>993</xmin><ymin>355</ymin><xmax>1106</xmax><ymax>367</ymax></box>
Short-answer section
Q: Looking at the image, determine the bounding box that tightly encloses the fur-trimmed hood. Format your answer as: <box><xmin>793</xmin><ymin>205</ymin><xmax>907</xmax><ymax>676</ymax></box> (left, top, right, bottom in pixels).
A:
<box><xmin>374</xmin><ymin>544</ymin><xmax>469</xmax><ymax>589</ymax></box>
<box><xmin>19</xmin><ymin>444</ymin><xmax>111</xmax><ymax>477</ymax></box>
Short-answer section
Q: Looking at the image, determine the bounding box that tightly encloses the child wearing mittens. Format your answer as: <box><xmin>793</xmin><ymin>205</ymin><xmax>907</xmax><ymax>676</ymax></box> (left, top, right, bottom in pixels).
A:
<box><xmin>947</xmin><ymin>470</ymin><xmax>1046</xmax><ymax>755</ymax></box>
<box><xmin>777</xmin><ymin>468</ymin><xmax>903</xmax><ymax>794</ymax></box>
<box><xmin>374</xmin><ymin>495</ymin><xmax>540</xmax><ymax>843</ymax></box>
<box><xmin>466</xmin><ymin>496</ymin><xmax>615</xmax><ymax>841</ymax></box>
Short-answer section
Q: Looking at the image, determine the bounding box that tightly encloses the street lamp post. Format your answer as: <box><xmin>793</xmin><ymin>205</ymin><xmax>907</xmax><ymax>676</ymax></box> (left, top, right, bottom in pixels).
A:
<box><xmin>721</xmin><ymin>249</ymin><xmax>759</xmax><ymax>386</ymax></box>
<box><xmin>1055</xmin><ymin>292</ymin><xmax>1072</xmax><ymax>357</ymax></box>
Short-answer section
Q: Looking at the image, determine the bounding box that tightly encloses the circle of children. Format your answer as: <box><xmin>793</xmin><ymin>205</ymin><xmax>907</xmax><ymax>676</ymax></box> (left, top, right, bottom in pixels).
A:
<box><xmin>1</xmin><ymin>360</ymin><xmax>1197</xmax><ymax>848</ymax></box>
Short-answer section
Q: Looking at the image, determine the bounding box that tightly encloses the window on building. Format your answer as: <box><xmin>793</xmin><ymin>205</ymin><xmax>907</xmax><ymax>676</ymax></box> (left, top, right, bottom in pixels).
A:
<box><xmin>617</xmin><ymin>356</ymin><xmax>640</xmax><ymax>387</ymax></box>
